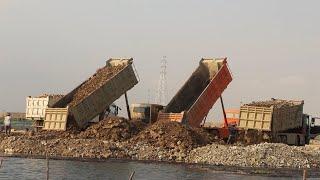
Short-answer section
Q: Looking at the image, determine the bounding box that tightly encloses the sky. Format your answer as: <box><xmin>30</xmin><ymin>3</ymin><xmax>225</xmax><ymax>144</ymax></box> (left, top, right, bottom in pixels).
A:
<box><xmin>0</xmin><ymin>0</ymin><xmax>319</xmax><ymax>119</ymax></box>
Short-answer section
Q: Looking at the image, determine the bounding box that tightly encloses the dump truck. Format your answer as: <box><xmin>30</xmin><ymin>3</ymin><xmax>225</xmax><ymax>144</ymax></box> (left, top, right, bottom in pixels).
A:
<box><xmin>26</xmin><ymin>94</ymin><xmax>64</xmax><ymax>120</ymax></box>
<box><xmin>310</xmin><ymin>117</ymin><xmax>320</xmax><ymax>139</ymax></box>
<box><xmin>25</xmin><ymin>94</ymin><xmax>64</xmax><ymax>130</ymax></box>
<box><xmin>238</xmin><ymin>99</ymin><xmax>311</xmax><ymax>145</ymax></box>
<box><xmin>130</xmin><ymin>103</ymin><xmax>164</xmax><ymax>124</ymax></box>
<box><xmin>158</xmin><ymin>58</ymin><xmax>232</xmax><ymax>128</ymax></box>
<box><xmin>89</xmin><ymin>103</ymin><xmax>120</xmax><ymax>123</ymax></box>
<box><xmin>43</xmin><ymin>58</ymin><xmax>139</xmax><ymax>131</ymax></box>
<box><xmin>203</xmin><ymin>109</ymin><xmax>240</xmax><ymax>140</ymax></box>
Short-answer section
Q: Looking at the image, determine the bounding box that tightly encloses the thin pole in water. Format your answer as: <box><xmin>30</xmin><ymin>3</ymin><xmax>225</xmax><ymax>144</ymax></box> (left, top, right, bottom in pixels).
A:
<box><xmin>129</xmin><ymin>171</ymin><xmax>135</xmax><ymax>180</ymax></box>
<box><xmin>303</xmin><ymin>169</ymin><xmax>307</xmax><ymax>180</ymax></box>
<box><xmin>46</xmin><ymin>157</ymin><xmax>49</xmax><ymax>180</ymax></box>
<box><xmin>0</xmin><ymin>158</ymin><xmax>3</xmax><ymax>169</ymax></box>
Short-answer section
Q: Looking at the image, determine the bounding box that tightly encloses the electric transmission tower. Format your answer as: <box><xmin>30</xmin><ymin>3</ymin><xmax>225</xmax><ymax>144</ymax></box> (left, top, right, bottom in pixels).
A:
<box><xmin>156</xmin><ymin>56</ymin><xmax>167</xmax><ymax>105</ymax></box>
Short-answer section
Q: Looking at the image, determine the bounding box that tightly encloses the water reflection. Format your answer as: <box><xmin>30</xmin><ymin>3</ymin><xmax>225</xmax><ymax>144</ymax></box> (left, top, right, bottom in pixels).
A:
<box><xmin>0</xmin><ymin>157</ymin><xmax>306</xmax><ymax>180</ymax></box>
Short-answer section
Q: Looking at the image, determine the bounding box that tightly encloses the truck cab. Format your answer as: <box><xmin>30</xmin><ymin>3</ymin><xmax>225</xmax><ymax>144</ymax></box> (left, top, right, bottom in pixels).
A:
<box><xmin>310</xmin><ymin>116</ymin><xmax>320</xmax><ymax>139</ymax></box>
<box><xmin>223</xmin><ymin>109</ymin><xmax>240</xmax><ymax>127</ymax></box>
<box><xmin>130</xmin><ymin>103</ymin><xmax>164</xmax><ymax>123</ymax></box>
<box><xmin>276</xmin><ymin>114</ymin><xmax>311</xmax><ymax>146</ymax></box>
<box><xmin>89</xmin><ymin>103</ymin><xmax>120</xmax><ymax>123</ymax></box>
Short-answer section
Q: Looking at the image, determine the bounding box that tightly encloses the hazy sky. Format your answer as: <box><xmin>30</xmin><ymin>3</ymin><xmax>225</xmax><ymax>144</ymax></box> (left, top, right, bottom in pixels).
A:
<box><xmin>0</xmin><ymin>1</ymin><xmax>319</xmax><ymax>119</ymax></box>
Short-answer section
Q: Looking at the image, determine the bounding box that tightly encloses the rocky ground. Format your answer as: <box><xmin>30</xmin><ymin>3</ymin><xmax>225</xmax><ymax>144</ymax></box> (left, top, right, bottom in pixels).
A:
<box><xmin>0</xmin><ymin>117</ymin><xmax>319</xmax><ymax>169</ymax></box>
<box><xmin>187</xmin><ymin>143</ymin><xmax>320</xmax><ymax>169</ymax></box>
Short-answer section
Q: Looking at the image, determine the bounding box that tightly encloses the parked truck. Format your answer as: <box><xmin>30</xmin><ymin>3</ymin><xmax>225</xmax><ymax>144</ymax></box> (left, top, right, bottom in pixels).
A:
<box><xmin>310</xmin><ymin>117</ymin><xmax>320</xmax><ymax>139</ymax></box>
<box><xmin>89</xmin><ymin>103</ymin><xmax>120</xmax><ymax>123</ymax></box>
<box><xmin>238</xmin><ymin>99</ymin><xmax>311</xmax><ymax>145</ymax></box>
<box><xmin>43</xmin><ymin>58</ymin><xmax>139</xmax><ymax>131</ymax></box>
<box><xmin>130</xmin><ymin>103</ymin><xmax>164</xmax><ymax>124</ymax></box>
<box><xmin>25</xmin><ymin>94</ymin><xmax>64</xmax><ymax>130</ymax></box>
<box><xmin>203</xmin><ymin>109</ymin><xmax>240</xmax><ymax>140</ymax></box>
<box><xmin>158</xmin><ymin>58</ymin><xmax>232</xmax><ymax>128</ymax></box>
<box><xmin>26</xmin><ymin>94</ymin><xmax>64</xmax><ymax>120</ymax></box>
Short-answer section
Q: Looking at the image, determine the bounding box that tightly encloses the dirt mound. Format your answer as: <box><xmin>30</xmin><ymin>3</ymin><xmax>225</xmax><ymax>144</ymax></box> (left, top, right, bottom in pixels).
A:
<box><xmin>130</xmin><ymin>120</ymin><xmax>214</xmax><ymax>151</ymax></box>
<box><xmin>68</xmin><ymin>65</ymin><xmax>125</xmax><ymax>107</ymax></box>
<box><xmin>78</xmin><ymin>117</ymin><xmax>147</xmax><ymax>141</ymax></box>
<box><xmin>30</xmin><ymin>130</ymin><xmax>77</xmax><ymax>141</ymax></box>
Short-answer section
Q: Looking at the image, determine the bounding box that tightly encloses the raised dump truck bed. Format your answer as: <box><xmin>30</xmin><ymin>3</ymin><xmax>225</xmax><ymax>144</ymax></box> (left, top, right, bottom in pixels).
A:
<box><xmin>158</xmin><ymin>58</ymin><xmax>232</xmax><ymax>127</ymax></box>
<box><xmin>45</xmin><ymin>58</ymin><xmax>139</xmax><ymax>130</ymax></box>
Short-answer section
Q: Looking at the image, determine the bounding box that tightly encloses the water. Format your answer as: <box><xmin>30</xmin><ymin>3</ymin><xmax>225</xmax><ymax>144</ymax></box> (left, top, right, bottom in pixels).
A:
<box><xmin>0</xmin><ymin>157</ymin><xmax>313</xmax><ymax>180</ymax></box>
<box><xmin>0</xmin><ymin>120</ymin><xmax>33</xmax><ymax>131</ymax></box>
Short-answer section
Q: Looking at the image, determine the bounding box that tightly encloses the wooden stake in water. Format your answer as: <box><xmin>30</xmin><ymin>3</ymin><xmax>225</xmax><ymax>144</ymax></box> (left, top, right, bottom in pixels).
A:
<box><xmin>129</xmin><ymin>171</ymin><xmax>135</xmax><ymax>180</ymax></box>
<box><xmin>0</xmin><ymin>158</ymin><xmax>3</xmax><ymax>169</ymax></box>
<box><xmin>46</xmin><ymin>158</ymin><xmax>49</xmax><ymax>180</ymax></box>
<box><xmin>303</xmin><ymin>169</ymin><xmax>307</xmax><ymax>180</ymax></box>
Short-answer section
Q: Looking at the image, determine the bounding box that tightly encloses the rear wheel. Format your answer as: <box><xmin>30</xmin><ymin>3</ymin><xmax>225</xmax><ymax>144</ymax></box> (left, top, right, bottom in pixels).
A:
<box><xmin>279</xmin><ymin>135</ymin><xmax>287</xmax><ymax>144</ymax></box>
<box><xmin>296</xmin><ymin>135</ymin><xmax>301</xmax><ymax>146</ymax></box>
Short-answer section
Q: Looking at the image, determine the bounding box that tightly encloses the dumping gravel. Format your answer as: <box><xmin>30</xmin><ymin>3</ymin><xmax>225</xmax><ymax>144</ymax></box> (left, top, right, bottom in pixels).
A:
<box><xmin>68</xmin><ymin>65</ymin><xmax>125</xmax><ymax>107</ymax></box>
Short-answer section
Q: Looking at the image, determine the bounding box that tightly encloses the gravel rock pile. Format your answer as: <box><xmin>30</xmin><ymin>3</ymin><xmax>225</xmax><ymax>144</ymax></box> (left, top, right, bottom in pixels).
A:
<box><xmin>125</xmin><ymin>120</ymin><xmax>214</xmax><ymax>161</ymax></box>
<box><xmin>129</xmin><ymin>120</ymin><xmax>213</xmax><ymax>151</ymax></box>
<box><xmin>78</xmin><ymin>117</ymin><xmax>145</xmax><ymax>141</ymax></box>
<box><xmin>0</xmin><ymin>136</ymin><xmax>114</xmax><ymax>159</ymax></box>
<box><xmin>126</xmin><ymin>142</ymin><xmax>186</xmax><ymax>162</ymax></box>
<box><xmin>187</xmin><ymin>143</ymin><xmax>320</xmax><ymax>168</ymax></box>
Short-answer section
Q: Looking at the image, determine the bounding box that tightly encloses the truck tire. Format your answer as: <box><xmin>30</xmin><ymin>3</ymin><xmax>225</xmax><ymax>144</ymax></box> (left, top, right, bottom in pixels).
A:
<box><xmin>280</xmin><ymin>135</ymin><xmax>287</xmax><ymax>144</ymax></box>
<box><xmin>296</xmin><ymin>135</ymin><xmax>300</xmax><ymax>146</ymax></box>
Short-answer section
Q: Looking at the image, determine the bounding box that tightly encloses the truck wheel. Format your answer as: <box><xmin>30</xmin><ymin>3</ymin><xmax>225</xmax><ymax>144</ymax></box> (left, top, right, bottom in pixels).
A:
<box><xmin>280</xmin><ymin>135</ymin><xmax>287</xmax><ymax>144</ymax></box>
<box><xmin>296</xmin><ymin>135</ymin><xmax>300</xmax><ymax>146</ymax></box>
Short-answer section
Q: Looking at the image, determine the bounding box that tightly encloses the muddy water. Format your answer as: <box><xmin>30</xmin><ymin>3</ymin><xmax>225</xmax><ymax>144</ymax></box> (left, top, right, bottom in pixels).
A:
<box><xmin>0</xmin><ymin>157</ymin><xmax>313</xmax><ymax>180</ymax></box>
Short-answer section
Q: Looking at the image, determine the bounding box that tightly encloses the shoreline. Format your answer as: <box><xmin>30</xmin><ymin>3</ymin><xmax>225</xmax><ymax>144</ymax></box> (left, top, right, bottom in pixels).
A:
<box><xmin>1</xmin><ymin>118</ymin><xmax>319</xmax><ymax>175</ymax></box>
<box><xmin>1</xmin><ymin>153</ymin><xmax>318</xmax><ymax>178</ymax></box>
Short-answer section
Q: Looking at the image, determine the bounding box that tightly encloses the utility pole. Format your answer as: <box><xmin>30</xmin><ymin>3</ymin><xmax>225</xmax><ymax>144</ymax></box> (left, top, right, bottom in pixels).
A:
<box><xmin>156</xmin><ymin>56</ymin><xmax>168</xmax><ymax>105</ymax></box>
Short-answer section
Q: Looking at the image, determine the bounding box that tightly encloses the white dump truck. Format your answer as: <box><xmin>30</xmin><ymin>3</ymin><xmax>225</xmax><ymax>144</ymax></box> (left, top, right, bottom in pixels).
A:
<box><xmin>25</xmin><ymin>94</ymin><xmax>64</xmax><ymax>130</ymax></box>
<box><xmin>44</xmin><ymin>58</ymin><xmax>139</xmax><ymax>131</ymax></box>
<box><xmin>238</xmin><ymin>99</ymin><xmax>311</xmax><ymax>145</ymax></box>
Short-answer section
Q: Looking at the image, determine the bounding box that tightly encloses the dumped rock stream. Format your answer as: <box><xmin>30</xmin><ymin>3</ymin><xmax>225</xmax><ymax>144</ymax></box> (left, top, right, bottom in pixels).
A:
<box><xmin>68</xmin><ymin>65</ymin><xmax>125</xmax><ymax>107</ymax></box>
